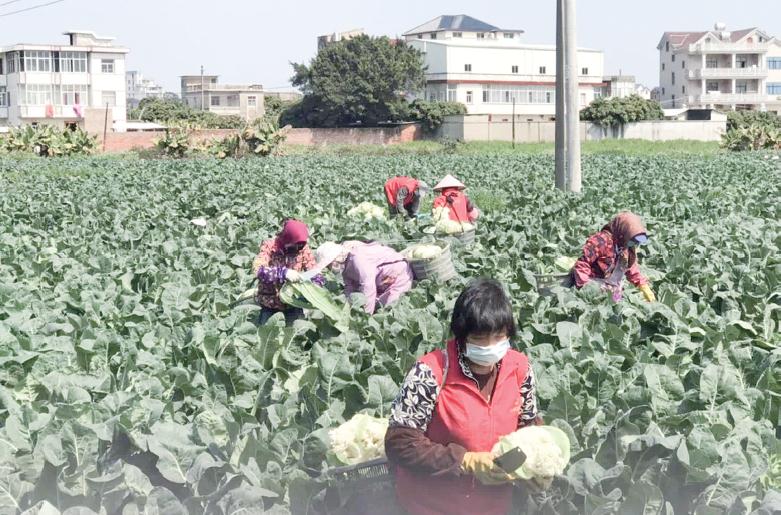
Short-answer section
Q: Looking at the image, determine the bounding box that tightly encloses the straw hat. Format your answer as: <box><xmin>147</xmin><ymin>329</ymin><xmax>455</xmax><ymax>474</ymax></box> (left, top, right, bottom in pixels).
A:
<box><xmin>433</xmin><ymin>174</ymin><xmax>466</xmax><ymax>191</ymax></box>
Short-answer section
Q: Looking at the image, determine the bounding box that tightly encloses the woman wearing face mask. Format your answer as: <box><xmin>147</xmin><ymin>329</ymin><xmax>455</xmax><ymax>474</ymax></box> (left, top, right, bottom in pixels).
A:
<box><xmin>385</xmin><ymin>278</ymin><xmax>542</xmax><ymax>515</ymax></box>
<box><xmin>311</xmin><ymin>240</ymin><xmax>413</xmax><ymax>314</ymax></box>
<box><xmin>251</xmin><ymin>219</ymin><xmax>323</xmax><ymax>325</ymax></box>
<box><xmin>571</xmin><ymin>211</ymin><xmax>656</xmax><ymax>303</ymax></box>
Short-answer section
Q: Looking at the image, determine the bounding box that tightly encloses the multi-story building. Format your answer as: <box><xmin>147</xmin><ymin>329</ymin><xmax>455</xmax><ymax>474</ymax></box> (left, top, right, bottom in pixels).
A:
<box><xmin>126</xmin><ymin>70</ymin><xmax>163</xmax><ymax>108</ymax></box>
<box><xmin>0</xmin><ymin>31</ymin><xmax>128</xmax><ymax>130</ymax></box>
<box><xmin>657</xmin><ymin>23</ymin><xmax>781</xmax><ymax>113</ymax></box>
<box><xmin>404</xmin><ymin>15</ymin><xmax>606</xmax><ymax>117</ymax></box>
<box><xmin>317</xmin><ymin>29</ymin><xmax>365</xmax><ymax>51</ymax></box>
<box><xmin>180</xmin><ymin>75</ymin><xmax>265</xmax><ymax>121</ymax></box>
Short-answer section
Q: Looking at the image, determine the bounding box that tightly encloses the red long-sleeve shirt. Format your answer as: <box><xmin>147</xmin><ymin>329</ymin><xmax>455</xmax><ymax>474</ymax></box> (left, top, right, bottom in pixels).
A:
<box><xmin>572</xmin><ymin>230</ymin><xmax>648</xmax><ymax>288</ymax></box>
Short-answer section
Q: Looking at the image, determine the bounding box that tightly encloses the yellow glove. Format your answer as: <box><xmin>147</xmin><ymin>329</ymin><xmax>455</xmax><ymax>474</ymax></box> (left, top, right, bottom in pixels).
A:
<box><xmin>461</xmin><ymin>452</ymin><xmax>515</xmax><ymax>485</ymax></box>
<box><xmin>639</xmin><ymin>284</ymin><xmax>656</xmax><ymax>303</ymax></box>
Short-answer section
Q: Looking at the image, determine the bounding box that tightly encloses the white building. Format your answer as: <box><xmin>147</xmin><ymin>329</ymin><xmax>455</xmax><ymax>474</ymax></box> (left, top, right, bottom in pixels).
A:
<box><xmin>180</xmin><ymin>75</ymin><xmax>265</xmax><ymax>121</ymax></box>
<box><xmin>0</xmin><ymin>31</ymin><xmax>128</xmax><ymax>130</ymax></box>
<box><xmin>318</xmin><ymin>29</ymin><xmax>365</xmax><ymax>51</ymax></box>
<box><xmin>657</xmin><ymin>23</ymin><xmax>781</xmax><ymax>113</ymax></box>
<box><xmin>126</xmin><ymin>70</ymin><xmax>163</xmax><ymax>108</ymax></box>
<box><xmin>404</xmin><ymin>15</ymin><xmax>605</xmax><ymax>118</ymax></box>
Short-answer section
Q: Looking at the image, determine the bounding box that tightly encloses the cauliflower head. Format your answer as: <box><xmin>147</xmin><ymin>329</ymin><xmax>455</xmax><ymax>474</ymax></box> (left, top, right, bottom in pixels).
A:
<box><xmin>492</xmin><ymin>425</ymin><xmax>570</xmax><ymax>480</ymax></box>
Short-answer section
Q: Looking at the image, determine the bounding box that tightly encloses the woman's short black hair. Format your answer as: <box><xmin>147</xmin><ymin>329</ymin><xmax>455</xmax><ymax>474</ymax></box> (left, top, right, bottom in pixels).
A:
<box><xmin>451</xmin><ymin>278</ymin><xmax>517</xmax><ymax>344</ymax></box>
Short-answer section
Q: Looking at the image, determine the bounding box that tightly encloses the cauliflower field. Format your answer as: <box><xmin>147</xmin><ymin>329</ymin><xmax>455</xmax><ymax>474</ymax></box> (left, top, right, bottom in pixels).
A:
<box><xmin>0</xmin><ymin>152</ymin><xmax>780</xmax><ymax>514</ymax></box>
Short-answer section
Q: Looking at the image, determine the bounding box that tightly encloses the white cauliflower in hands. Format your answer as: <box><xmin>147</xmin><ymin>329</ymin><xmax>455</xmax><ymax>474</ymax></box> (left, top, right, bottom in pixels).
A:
<box><xmin>328</xmin><ymin>414</ymin><xmax>389</xmax><ymax>466</ymax></box>
<box><xmin>492</xmin><ymin>425</ymin><xmax>570</xmax><ymax>481</ymax></box>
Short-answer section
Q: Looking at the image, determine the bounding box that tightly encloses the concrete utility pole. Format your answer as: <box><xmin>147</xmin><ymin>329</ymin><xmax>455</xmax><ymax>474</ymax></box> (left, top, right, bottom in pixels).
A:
<box><xmin>200</xmin><ymin>65</ymin><xmax>205</xmax><ymax>111</ymax></box>
<box><xmin>554</xmin><ymin>0</ymin><xmax>582</xmax><ymax>193</ymax></box>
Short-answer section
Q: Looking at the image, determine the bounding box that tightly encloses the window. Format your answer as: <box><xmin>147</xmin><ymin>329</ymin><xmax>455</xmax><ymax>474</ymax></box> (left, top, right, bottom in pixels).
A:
<box><xmin>768</xmin><ymin>58</ymin><xmax>781</xmax><ymax>69</ymax></box>
<box><xmin>511</xmin><ymin>65</ymin><xmax>519</xmax><ymax>73</ymax></box>
<box><xmin>210</xmin><ymin>95</ymin><xmax>220</xmax><ymax>106</ymax></box>
<box><xmin>466</xmin><ymin>90</ymin><xmax>473</xmax><ymax>104</ymax></box>
<box><xmin>430</xmin><ymin>33</ymin><xmax>437</xmax><ymax>40</ymax></box>
<box><xmin>417</xmin><ymin>34</ymin><xmax>422</xmax><ymax>39</ymax></box>
<box><xmin>61</xmin><ymin>84</ymin><xmax>88</xmax><ymax>105</ymax></box>
<box><xmin>666</xmin><ymin>41</ymin><xmax>670</xmax><ymax>51</ymax></box>
<box><xmin>452</xmin><ymin>32</ymin><xmax>462</xmax><ymax>38</ymax></box>
<box><xmin>662</xmin><ymin>63</ymin><xmax>665</xmax><ymax>71</ymax></box>
<box><xmin>767</xmin><ymin>83</ymin><xmax>781</xmax><ymax>95</ymax></box>
<box><xmin>682</xmin><ymin>60</ymin><xmax>685</xmax><ymax>69</ymax></box>
<box><xmin>21</xmin><ymin>84</ymin><xmax>53</xmax><ymax>105</ymax></box>
<box><xmin>101</xmin><ymin>91</ymin><xmax>116</xmax><ymax>106</ymax></box>
<box><xmin>539</xmin><ymin>66</ymin><xmax>546</xmax><ymax>74</ymax></box>
<box><xmin>503</xmin><ymin>33</ymin><xmax>514</xmax><ymax>39</ymax></box>
<box><xmin>101</xmin><ymin>59</ymin><xmax>115</xmax><ymax>73</ymax></box>
<box><xmin>672</xmin><ymin>72</ymin><xmax>675</xmax><ymax>85</ymax></box>
<box><xmin>671</xmin><ymin>54</ymin><xmax>675</xmax><ymax>62</ymax></box>
<box><xmin>447</xmin><ymin>86</ymin><xmax>457</xmax><ymax>102</ymax></box>
<box><xmin>59</xmin><ymin>51</ymin><xmax>87</xmax><ymax>73</ymax></box>
<box><xmin>477</xmin><ymin>33</ymin><xmax>485</xmax><ymax>39</ymax></box>
<box><xmin>581</xmin><ymin>67</ymin><xmax>588</xmax><ymax>75</ymax></box>
<box><xmin>672</xmin><ymin>94</ymin><xmax>676</xmax><ymax>107</ymax></box>
<box><xmin>247</xmin><ymin>95</ymin><xmax>257</xmax><ymax>107</ymax></box>
<box><xmin>481</xmin><ymin>84</ymin><xmax>555</xmax><ymax>104</ymax></box>
<box><xmin>706</xmin><ymin>81</ymin><xmax>719</xmax><ymax>92</ymax></box>
<box><xmin>736</xmin><ymin>83</ymin><xmax>747</xmax><ymax>94</ymax></box>
<box><xmin>464</xmin><ymin>64</ymin><xmax>472</xmax><ymax>72</ymax></box>
<box><xmin>682</xmin><ymin>85</ymin><xmax>686</xmax><ymax>94</ymax></box>
<box><xmin>7</xmin><ymin>52</ymin><xmax>16</xmax><ymax>73</ymax></box>
<box><xmin>22</xmin><ymin>50</ymin><xmax>52</xmax><ymax>72</ymax></box>
<box><xmin>0</xmin><ymin>86</ymin><xmax>8</xmax><ymax>107</ymax></box>
<box><xmin>0</xmin><ymin>58</ymin><xmax>3</xmax><ymax>75</ymax></box>
<box><xmin>706</xmin><ymin>58</ymin><xmax>718</xmax><ymax>68</ymax></box>
<box><xmin>662</xmin><ymin>87</ymin><xmax>665</xmax><ymax>94</ymax></box>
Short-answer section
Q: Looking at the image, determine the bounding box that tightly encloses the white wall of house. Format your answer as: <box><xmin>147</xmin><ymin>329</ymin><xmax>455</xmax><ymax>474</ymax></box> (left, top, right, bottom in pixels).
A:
<box><xmin>0</xmin><ymin>33</ymin><xmax>128</xmax><ymax>130</ymax></box>
<box><xmin>659</xmin><ymin>27</ymin><xmax>781</xmax><ymax>113</ymax></box>
<box><xmin>411</xmin><ymin>38</ymin><xmax>605</xmax><ymax>116</ymax></box>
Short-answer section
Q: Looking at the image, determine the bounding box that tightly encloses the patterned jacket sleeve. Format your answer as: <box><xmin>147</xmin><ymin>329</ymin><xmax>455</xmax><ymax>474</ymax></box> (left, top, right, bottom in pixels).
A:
<box><xmin>389</xmin><ymin>362</ymin><xmax>439</xmax><ymax>431</ymax></box>
<box><xmin>254</xmin><ymin>241</ymin><xmax>287</xmax><ymax>285</ymax></box>
<box><xmin>518</xmin><ymin>367</ymin><xmax>541</xmax><ymax>427</ymax></box>
<box><xmin>573</xmin><ymin>234</ymin><xmax>601</xmax><ymax>288</ymax></box>
<box><xmin>624</xmin><ymin>260</ymin><xmax>649</xmax><ymax>287</ymax></box>
<box><xmin>395</xmin><ymin>187</ymin><xmax>409</xmax><ymax>213</ymax></box>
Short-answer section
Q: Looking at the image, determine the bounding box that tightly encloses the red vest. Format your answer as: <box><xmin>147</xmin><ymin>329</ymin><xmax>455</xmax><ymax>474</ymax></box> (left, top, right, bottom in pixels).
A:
<box><xmin>384</xmin><ymin>176</ymin><xmax>419</xmax><ymax>207</ymax></box>
<box><xmin>395</xmin><ymin>340</ymin><xmax>529</xmax><ymax>515</ymax></box>
<box><xmin>432</xmin><ymin>189</ymin><xmax>471</xmax><ymax>222</ymax></box>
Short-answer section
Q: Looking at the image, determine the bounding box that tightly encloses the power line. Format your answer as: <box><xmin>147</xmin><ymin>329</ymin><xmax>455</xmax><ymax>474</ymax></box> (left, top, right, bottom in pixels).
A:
<box><xmin>0</xmin><ymin>0</ymin><xmax>65</xmax><ymax>17</ymax></box>
<box><xmin>0</xmin><ymin>0</ymin><xmax>30</xmax><ymax>8</ymax></box>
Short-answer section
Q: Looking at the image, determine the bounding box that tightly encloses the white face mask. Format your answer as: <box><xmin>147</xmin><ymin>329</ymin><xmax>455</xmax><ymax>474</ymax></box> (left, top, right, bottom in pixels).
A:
<box><xmin>464</xmin><ymin>339</ymin><xmax>511</xmax><ymax>366</ymax></box>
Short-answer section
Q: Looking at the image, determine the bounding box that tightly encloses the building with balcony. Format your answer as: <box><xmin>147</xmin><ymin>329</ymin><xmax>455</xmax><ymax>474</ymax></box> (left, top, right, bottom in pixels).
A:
<box><xmin>317</xmin><ymin>29</ymin><xmax>365</xmax><ymax>51</ymax></box>
<box><xmin>657</xmin><ymin>23</ymin><xmax>781</xmax><ymax>113</ymax></box>
<box><xmin>0</xmin><ymin>30</ymin><xmax>128</xmax><ymax>130</ymax></box>
<box><xmin>404</xmin><ymin>15</ymin><xmax>606</xmax><ymax>118</ymax></box>
<box><xmin>126</xmin><ymin>70</ymin><xmax>163</xmax><ymax>108</ymax></box>
<box><xmin>180</xmin><ymin>75</ymin><xmax>265</xmax><ymax>121</ymax></box>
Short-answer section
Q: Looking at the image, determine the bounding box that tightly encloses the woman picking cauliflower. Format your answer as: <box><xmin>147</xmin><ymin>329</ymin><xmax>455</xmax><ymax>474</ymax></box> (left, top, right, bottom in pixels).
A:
<box><xmin>312</xmin><ymin>241</ymin><xmax>414</xmax><ymax>314</ymax></box>
<box><xmin>432</xmin><ymin>174</ymin><xmax>480</xmax><ymax>225</ymax></box>
<box><xmin>384</xmin><ymin>278</ymin><xmax>543</xmax><ymax>515</ymax></box>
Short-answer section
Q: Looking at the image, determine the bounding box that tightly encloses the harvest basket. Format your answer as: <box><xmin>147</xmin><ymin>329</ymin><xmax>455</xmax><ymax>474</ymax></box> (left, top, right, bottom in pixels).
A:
<box><xmin>403</xmin><ymin>241</ymin><xmax>457</xmax><ymax>282</ymax></box>
<box><xmin>319</xmin><ymin>458</ymin><xmax>398</xmax><ymax>515</ymax></box>
<box><xmin>447</xmin><ymin>228</ymin><xmax>476</xmax><ymax>246</ymax></box>
<box><xmin>534</xmin><ymin>273</ymin><xmax>573</xmax><ymax>297</ymax></box>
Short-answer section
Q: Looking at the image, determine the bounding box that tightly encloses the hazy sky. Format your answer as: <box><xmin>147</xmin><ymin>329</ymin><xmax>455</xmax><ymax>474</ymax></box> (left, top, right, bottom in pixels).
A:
<box><xmin>1</xmin><ymin>0</ymin><xmax>779</xmax><ymax>93</ymax></box>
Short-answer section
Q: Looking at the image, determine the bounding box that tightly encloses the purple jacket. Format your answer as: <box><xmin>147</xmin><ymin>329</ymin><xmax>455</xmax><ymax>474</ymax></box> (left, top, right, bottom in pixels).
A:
<box><xmin>343</xmin><ymin>242</ymin><xmax>414</xmax><ymax>314</ymax></box>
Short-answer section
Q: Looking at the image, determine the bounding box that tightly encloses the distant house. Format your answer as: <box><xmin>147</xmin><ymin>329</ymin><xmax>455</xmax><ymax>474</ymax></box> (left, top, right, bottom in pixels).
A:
<box><xmin>127</xmin><ymin>70</ymin><xmax>163</xmax><ymax>108</ymax></box>
<box><xmin>180</xmin><ymin>75</ymin><xmax>264</xmax><ymax>121</ymax></box>
<box><xmin>317</xmin><ymin>29</ymin><xmax>365</xmax><ymax>51</ymax></box>
<box><xmin>657</xmin><ymin>22</ymin><xmax>781</xmax><ymax>113</ymax></box>
<box><xmin>404</xmin><ymin>14</ymin><xmax>606</xmax><ymax>118</ymax></box>
<box><xmin>0</xmin><ymin>30</ymin><xmax>128</xmax><ymax>131</ymax></box>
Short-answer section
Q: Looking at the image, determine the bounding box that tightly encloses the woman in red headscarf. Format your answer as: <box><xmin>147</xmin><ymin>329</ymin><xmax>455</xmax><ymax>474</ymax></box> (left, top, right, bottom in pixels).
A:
<box><xmin>571</xmin><ymin>212</ymin><xmax>656</xmax><ymax>302</ymax></box>
<box><xmin>251</xmin><ymin>219</ymin><xmax>323</xmax><ymax>325</ymax></box>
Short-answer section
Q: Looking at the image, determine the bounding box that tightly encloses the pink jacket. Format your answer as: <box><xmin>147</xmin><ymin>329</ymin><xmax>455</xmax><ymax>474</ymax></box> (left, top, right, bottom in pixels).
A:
<box><xmin>342</xmin><ymin>242</ymin><xmax>414</xmax><ymax>314</ymax></box>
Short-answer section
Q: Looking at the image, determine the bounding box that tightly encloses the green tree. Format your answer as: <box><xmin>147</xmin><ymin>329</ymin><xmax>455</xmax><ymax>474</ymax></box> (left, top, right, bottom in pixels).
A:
<box><xmin>281</xmin><ymin>35</ymin><xmax>425</xmax><ymax>127</ymax></box>
<box><xmin>580</xmin><ymin>95</ymin><xmax>664</xmax><ymax>128</ymax></box>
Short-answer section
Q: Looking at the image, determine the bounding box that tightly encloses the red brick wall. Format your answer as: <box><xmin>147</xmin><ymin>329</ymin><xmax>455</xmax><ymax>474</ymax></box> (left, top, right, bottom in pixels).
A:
<box><xmin>100</xmin><ymin>124</ymin><xmax>422</xmax><ymax>153</ymax></box>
